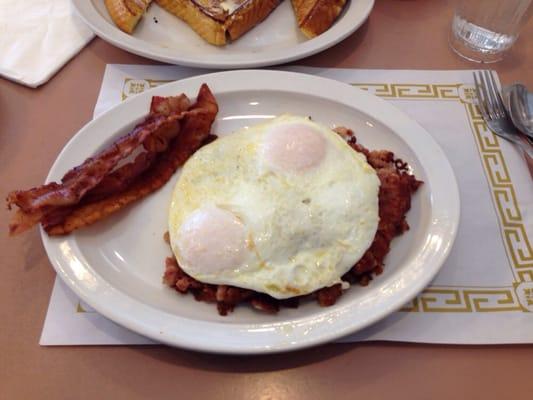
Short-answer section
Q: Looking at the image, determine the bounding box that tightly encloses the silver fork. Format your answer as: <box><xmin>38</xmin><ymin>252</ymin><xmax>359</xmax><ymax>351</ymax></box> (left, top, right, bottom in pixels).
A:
<box><xmin>473</xmin><ymin>70</ymin><xmax>533</xmax><ymax>176</ymax></box>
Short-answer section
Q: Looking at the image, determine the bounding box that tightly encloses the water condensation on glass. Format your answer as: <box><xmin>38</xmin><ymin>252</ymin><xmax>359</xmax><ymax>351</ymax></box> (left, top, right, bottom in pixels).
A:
<box><xmin>452</xmin><ymin>0</ymin><xmax>532</xmax><ymax>55</ymax></box>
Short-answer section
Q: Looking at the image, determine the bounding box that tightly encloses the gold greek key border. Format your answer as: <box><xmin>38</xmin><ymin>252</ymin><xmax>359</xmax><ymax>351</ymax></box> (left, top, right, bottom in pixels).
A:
<box><xmin>351</xmin><ymin>83</ymin><xmax>463</xmax><ymax>100</ymax></box>
<box><xmin>400</xmin><ymin>288</ymin><xmax>524</xmax><ymax>312</ymax></box>
<box><xmin>351</xmin><ymin>82</ymin><xmax>531</xmax><ymax>313</ymax></box>
<box><xmin>116</xmin><ymin>77</ymin><xmax>532</xmax><ymax>313</ymax></box>
<box><xmin>465</xmin><ymin>101</ymin><xmax>533</xmax><ymax>276</ymax></box>
<box><xmin>518</xmin><ymin>270</ymin><xmax>533</xmax><ymax>282</ymax></box>
<box><xmin>351</xmin><ymin>83</ymin><xmax>477</xmax><ymax>104</ymax></box>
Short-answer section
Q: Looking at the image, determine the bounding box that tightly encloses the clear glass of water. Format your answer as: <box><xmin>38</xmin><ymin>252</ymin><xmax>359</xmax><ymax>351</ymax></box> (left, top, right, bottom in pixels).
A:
<box><xmin>449</xmin><ymin>0</ymin><xmax>532</xmax><ymax>63</ymax></box>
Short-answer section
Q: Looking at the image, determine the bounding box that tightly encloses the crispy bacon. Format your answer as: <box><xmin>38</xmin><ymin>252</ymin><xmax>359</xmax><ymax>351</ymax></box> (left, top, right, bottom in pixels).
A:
<box><xmin>84</xmin><ymin>151</ymin><xmax>157</xmax><ymax>202</ymax></box>
<box><xmin>44</xmin><ymin>84</ymin><xmax>218</xmax><ymax>236</ymax></box>
<box><xmin>142</xmin><ymin>94</ymin><xmax>191</xmax><ymax>153</ymax></box>
<box><xmin>7</xmin><ymin>84</ymin><xmax>218</xmax><ymax>236</ymax></box>
<box><xmin>150</xmin><ymin>94</ymin><xmax>190</xmax><ymax>116</ymax></box>
<box><xmin>9</xmin><ymin>115</ymin><xmax>176</xmax><ymax>213</ymax></box>
<box><xmin>39</xmin><ymin>151</ymin><xmax>157</xmax><ymax>231</ymax></box>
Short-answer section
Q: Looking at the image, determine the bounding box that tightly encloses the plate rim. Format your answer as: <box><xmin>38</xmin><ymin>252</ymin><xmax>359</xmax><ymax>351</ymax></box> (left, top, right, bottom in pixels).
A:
<box><xmin>41</xmin><ymin>70</ymin><xmax>460</xmax><ymax>354</ymax></box>
<box><xmin>72</xmin><ymin>0</ymin><xmax>375</xmax><ymax>68</ymax></box>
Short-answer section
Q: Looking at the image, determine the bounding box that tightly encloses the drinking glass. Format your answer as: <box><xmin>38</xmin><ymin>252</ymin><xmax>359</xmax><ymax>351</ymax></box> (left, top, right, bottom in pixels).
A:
<box><xmin>449</xmin><ymin>0</ymin><xmax>532</xmax><ymax>63</ymax></box>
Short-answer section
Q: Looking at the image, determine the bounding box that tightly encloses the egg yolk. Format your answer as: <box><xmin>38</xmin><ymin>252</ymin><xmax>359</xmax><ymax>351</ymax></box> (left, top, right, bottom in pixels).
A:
<box><xmin>177</xmin><ymin>206</ymin><xmax>246</xmax><ymax>274</ymax></box>
<box><xmin>262</xmin><ymin>123</ymin><xmax>326</xmax><ymax>172</ymax></box>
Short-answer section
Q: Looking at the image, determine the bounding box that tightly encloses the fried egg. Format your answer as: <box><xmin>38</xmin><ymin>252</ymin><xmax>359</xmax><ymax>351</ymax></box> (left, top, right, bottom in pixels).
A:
<box><xmin>168</xmin><ymin>114</ymin><xmax>380</xmax><ymax>299</ymax></box>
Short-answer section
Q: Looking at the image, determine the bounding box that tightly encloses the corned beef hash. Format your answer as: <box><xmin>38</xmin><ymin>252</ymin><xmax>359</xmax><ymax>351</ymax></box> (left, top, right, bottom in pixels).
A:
<box><xmin>6</xmin><ymin>84</ymin><xmax>421</xmax><ymax>316</ymax></box>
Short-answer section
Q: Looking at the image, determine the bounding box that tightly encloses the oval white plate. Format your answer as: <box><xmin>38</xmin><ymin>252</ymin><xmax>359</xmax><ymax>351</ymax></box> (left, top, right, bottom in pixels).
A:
<box><xmin>42</xmin><ymin>70</ymin><xmax>459</xmax><ymax>354</ymax></box>
<box><xmin>73</xmin><ymin>0</ymin><xmax>374</xmax><ymax>68</ymax></box>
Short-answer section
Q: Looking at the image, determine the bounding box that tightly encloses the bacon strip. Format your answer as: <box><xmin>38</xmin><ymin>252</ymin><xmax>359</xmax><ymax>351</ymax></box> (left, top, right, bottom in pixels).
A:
<box><xmin>83</xmin><ymin>151</ymin><xmax>157</xmax><ymax>202</ymax></box>
<box><xmin>7</xmin><ymin>84</ymin><xmax>218</xmax><ymax>236</ymax></box>
<box><xmin>44</xmin><ymin>84</ymin><xmax>218</xmax><ymax>236</ymax></box>
<box><xmin>9</xmin><ymin>115</ymin><xmax>173</xmax><ymax>213</ymax></box>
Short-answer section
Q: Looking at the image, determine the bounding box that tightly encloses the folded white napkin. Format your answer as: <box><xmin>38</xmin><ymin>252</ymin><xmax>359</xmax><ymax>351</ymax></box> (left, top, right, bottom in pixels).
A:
<box><xmin>0</xmin><ymin>0</ymin><xmax>94</xmax><ymax>88</ymax></box>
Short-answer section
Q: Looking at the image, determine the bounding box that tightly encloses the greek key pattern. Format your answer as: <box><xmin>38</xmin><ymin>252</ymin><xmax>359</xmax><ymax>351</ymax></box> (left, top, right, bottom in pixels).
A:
<box><xmin>118</xmin><ymin>77</ymin><xmax>532</xmax><ymax>313</ymax></box>
<box><xmin>401</xmin><ymin>288</ymin><xmax>523</xmax><ymax>312</ymax></box>
<box><xmin>354</xmin><ymin>81</ymin><xmax>531</xmax><ymax>313</ymax></box>
<box><xmin>351</xmin><ymin>83</ymin><xmax>478</xmax><ymax>104</ymax></box>
<box><xmin>518</xmin><ymin>270</ymin><xmax>533</xmax><ymax>282</ymax></box>
<box><xmin>464</xmin><ymin>101</ymin><xmax>533</xmax><ymax>277</ymax></box>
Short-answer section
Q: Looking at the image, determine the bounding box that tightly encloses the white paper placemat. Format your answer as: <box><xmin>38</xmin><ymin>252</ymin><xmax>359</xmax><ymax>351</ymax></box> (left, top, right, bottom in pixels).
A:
<box><xmin>40</xmin><ymin>65</ymin><xmax>533</xmax><ymax>345</ymax></box>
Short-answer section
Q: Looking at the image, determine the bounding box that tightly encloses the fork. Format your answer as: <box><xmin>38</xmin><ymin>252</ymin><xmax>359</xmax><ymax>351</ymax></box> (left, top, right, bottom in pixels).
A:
<box><xmin>473</xmin><ymin>70</ymin><xmax>533</xmax><ymax>177</ymax></box>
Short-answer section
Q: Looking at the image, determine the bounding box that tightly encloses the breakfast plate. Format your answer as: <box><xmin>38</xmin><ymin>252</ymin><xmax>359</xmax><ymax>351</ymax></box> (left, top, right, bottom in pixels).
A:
<box><xmin>42</xmin><ymin>70</ymin><xmax>459</xmax><ymax>354</ymax></box>
<box><xmin>72</xmin><ymin>0</ymin><xmax>375</xmax><ymax>68</ymax></box>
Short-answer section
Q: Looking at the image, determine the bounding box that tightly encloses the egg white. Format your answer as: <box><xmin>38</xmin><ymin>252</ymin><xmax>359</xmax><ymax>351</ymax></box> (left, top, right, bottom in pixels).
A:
<box><xmin>168</xmin><ymin>114</ymin><xmax>380</xmax><ymax>299</ymax></box>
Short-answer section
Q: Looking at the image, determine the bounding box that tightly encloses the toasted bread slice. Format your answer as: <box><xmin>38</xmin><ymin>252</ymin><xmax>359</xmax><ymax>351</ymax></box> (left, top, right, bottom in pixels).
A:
<box><xmin>291</xmin><ymin>0</ymin><xmax>347</xmax><ymax>38</ymax></box>
<box><xmin>104</xmin><ymin>0</ymin><xmax>153</xmax><ymax>34</ymax></box>
<box><xmin>155</xmin><ymin>0</ymin><xmax>281</xmax><ymax>46</ymax></box>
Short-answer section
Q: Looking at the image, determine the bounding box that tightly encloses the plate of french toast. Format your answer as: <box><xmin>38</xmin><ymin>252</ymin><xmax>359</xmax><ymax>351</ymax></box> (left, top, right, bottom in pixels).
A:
<box><xmin>73</xmin><ymin>0</ymin><xmax>374</xmax><ymax>68</ymax></box>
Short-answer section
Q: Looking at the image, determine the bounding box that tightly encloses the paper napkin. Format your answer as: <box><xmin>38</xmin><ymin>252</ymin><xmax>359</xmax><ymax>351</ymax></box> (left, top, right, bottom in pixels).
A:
<box><xmin>0</xmin><ymin>0</ymin><xmax>94</xmax><ymax>88</ymax></box>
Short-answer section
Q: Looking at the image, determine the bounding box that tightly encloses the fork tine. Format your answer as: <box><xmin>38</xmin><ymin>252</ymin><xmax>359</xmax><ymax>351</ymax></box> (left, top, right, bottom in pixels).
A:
<box><xmin>486</xmin><ymin>70</ymin><xmax>508</xmax><ymax>118</ymax></box>
<box><xmin>480</xmin><ymin>70</ymin><xmax>496</xmax><ymax>119</ymax></box>
<box><xmin>484</xmin><ymin>70</ymin><xmax>505</xmax><ymax>119</ymax></box>
<box><xmin>479</xmin><ymin>71</ymin><xmax>494</xmax><ymax>119</ymax></box>
<box><xmin>473</xmin><ymin>72</ymin><xmax>490</xmax><ymax>121</ymax></box>
<box><xmin>483</xmin><ymin>70</ymin><xmax>498</xmax><ymax>115</ymax></box>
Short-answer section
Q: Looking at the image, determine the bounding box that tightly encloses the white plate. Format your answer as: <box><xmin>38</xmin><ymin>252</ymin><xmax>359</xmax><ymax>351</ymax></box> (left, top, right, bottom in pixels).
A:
<box><xmin>42</xmin><ymin>70</ymin><xmax>459</xmax><ymax>354</ymax></box>
<box><xmin>72</xmin><ymin>0</ymin><xmax>374</xmax><ymax>68</ymax></box>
